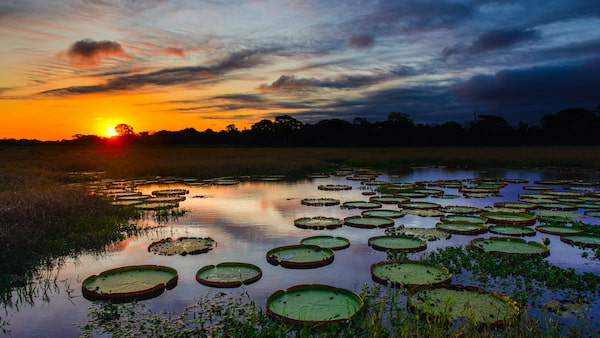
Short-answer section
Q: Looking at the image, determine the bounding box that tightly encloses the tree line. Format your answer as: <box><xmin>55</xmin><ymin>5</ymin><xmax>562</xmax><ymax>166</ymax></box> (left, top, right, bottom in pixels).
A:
<box><xmin>3</xmin><ymin>107</ymin><xmax>600</xmax><ymax>147</ymax></box>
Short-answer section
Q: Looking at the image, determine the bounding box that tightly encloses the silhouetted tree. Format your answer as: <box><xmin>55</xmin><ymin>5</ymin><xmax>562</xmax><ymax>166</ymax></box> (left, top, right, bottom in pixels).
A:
<box><xmin>541</xmin><ymin>107</ymin><xmax>599</xmax><ymax>144</ymax></box>
<box><xmin>115</xmin><ymin>123</ymin><xmax>135</xmax><ymax>137</ymax></box>
<box><xmin>466</xmin><ymin>114</ymin><xmax>514</xmax><ymax>145</ymax></box>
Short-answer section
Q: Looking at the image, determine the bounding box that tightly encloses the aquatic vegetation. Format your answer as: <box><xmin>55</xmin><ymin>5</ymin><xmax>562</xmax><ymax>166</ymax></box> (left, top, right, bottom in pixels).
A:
<box><xmin>196</xmin><ymin>263</ymin><xmax>262</xmax><ymax>288</ymax></box>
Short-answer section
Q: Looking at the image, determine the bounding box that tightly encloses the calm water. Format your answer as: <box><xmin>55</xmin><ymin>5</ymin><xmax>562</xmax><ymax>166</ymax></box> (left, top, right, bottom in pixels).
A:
<box><xmin>4</xmin><ymin>167</ymin><xmax>600</xmax><ymax>337</ymax></box>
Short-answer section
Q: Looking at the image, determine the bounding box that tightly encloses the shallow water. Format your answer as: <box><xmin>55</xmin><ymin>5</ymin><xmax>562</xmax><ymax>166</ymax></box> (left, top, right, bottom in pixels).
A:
<box><xmin>4</xmin><ymin>167</ymin><xmax>600</xmax><ymax>337</ymax></box>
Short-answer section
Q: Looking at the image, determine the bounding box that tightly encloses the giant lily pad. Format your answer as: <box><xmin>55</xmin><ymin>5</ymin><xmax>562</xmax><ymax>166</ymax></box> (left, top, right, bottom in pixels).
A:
<box><xmin>584</xmin><ymin>210</ymin><xmax>600</xmax><ymax>217</ymax></box>
<box><xmin>196</xmin><ymin>262</ymin><xmax>262</xmax><ymax>288</ymax></box>
<box><xmin>436</xmin><ymin>222</ymin><xmax>488</xmax><ymax>235</ymax></box>
<box><xmin>407</xmin><ymin>284</ymin><xmax>520</xmax><ymax>326</ymax></box>
<box><xmin>535</xmin><ymin>225</ymin><xmax>584</xmax><ymax>236</ymax></box>
<box><xmin>560</xmin><ymin>235</ymin><xmax>600</xmax><ymax>248</ymax></box>
<box><xmin>342</xmin><ymin>201</ymin><xmax>383</xmax><ymax>209</ymax></box>
<box><xmin>294</xmin><ymin>216</ymin><xmax>343</xmax><ymax>230</ymax></box>
<box><xmin>361</xmin><ymin>209</ymin><xmax>405</xmax><ymax>218</ymax></box>
<box><xmin>536</xmin><ymin>202</ymin><xmax>578</xmax><ymax>211</ymax></box>
<box><xmin>536</xmin><ymin>210</ymin><xmax>584</xmax><ymax>220</ymax></box>
<box><xmin>488</xmin><ymin>226</ymin><xmax>536</xmax><ymax>237</ymax></box>
<box><xmin>301</xmin><ymin>198</ymin><xmax>340</xmax><ymax>206</ymax></box>
<box><xmin>82</xmin><ymin>265</ymin><xmax>178</xmax><ymax>301</ymax></box>
<box><xmin>344</xmin><ymin>216</ymin><xmax>394</xmax><ymax>228</ymax></box>
<box><xmin>471</xmin><ymin>237</ymin><xmax>550</xmax><ymax>257</ymax></box>
<box><xmin>266</xmin><ymin>244</ymin><xmax>334</xmax><ymax>268</ymax></box>
<box><xmin>400</xmin><ymin>201</ymin><xmax>441</xmax><ymax>210</ymax></box>
<box><xmin>440</xmin><ymin>215</ymin><xmax>487</xmax><ymax>224</ymax></box>
<box><xmin>368</xmin><ymin>235</ymin><xmax>427</xmax><ymax>252</ymax></box>
<box><xmin>318</xmin><ymin>184</ymin><xmax>352</xmax><ymax>191</ymax></box>
<box><xmin>371</xmin><ymin>260</ymin><xmax>451</xmax><ymax>287</ymax></box>
<box><xmin>481</xmin><ymin>212</ymin><xmax>536</xmax><ymax>226</ymax></box>
<box><xmin>369</xmin><ymin>195</ymin><xmax>410</xmax><ymax>204</ymax></box>
<box><xmin>266</xmin><ymin>284</ymin><xmax>364</xmax><ymax>325</ymax></box>
<box><xmin>440</xmin><ymin>205</ymin><xmax>482</xmax><ymax>214</ymax></box>
<box><xmin>493</xmin><ymin>202</ymin><xmax>537</xmax><ymax>211</ymax></box>
<box><xmin>148</xmin><ymin>237</ymin><xmax>215</xmax><ymax>256</ymax></box>
<box><xmin>300</xmin><ymin>236</ymin><xmax>350</xmax><ymax>250</ymax></box>
<box><xmin>151</xmin><ymin>188</ymin><xmax>189</xmax><ymax>196</ymax></box>
<box><xmin>395</xmin><ymin>228</ymin><xmax>451</xmax><ymax>241</ymax></box>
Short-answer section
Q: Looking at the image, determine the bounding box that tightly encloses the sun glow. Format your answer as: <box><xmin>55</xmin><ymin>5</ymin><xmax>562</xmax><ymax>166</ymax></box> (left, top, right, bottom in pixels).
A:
<box><xmin>105</xmin><ymin>125</ymin><xmax>119</xmax><ymax>137</ymax></box>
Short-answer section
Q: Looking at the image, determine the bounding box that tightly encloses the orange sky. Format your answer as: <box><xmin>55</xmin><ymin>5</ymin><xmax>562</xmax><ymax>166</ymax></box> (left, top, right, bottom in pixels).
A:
<box><xmin>2</xmin><ymin>1</ymin><xmax>599</xmax><ymax>140</ymax></box>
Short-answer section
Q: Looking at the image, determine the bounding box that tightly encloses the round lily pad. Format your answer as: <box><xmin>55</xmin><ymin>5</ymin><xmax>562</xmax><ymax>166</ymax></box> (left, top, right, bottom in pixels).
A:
<box><xmin>584</xmin><ymin>210</ymin><xmax>600</xmax><ymax>217</ymax></box>
<box><xmin>342</xmin><ymin>201</ymin><xmax>383</xmax><ymax>209</ymax></box>
<box><xmin>440</xmin><ymin>215</ymin><xmax>487</xmax><ymax>224</ymax></box>
<box><xmin>535</xmin><ymin>225</ymin><xmax>584</xmax><ymax>235</ymax></box>
<box><xmin>405</xmin><ymin>209</ymin><xmax>444</xmax><ymax>217</ymax></box>
<box><xmin>148</xmin><ymin>237</ymin><xmax>215</xmax><ymax>256</ymax></box>
<box><xmin>196</xmin><ymin>262</ymin><xmax>262</xmax><ymax>288</ymax></box>
<box><xmin>266</xmin><ymin>244</ymin><xmax>334</xmax><ymax>268</ymax></box>
<box><xmin>371</xmin><ymin>260</ymin><xmax>451</xmax><ymax>287</ymax></box>
<box><xmin>344</xmin><ymin>216</ymin><xmax>395</xmax><ymax>229</ymax></box>
<box><xmin>560</xmin><ymin>235</ymin><xmax>600</xmax><ymax>248</ymax></box>
<box><xmin>300</xmin><ymin>236</ymin><xmax>350</xmax><ymax>250</ymax></box>
<box><xmin>266</xmin><ymin>284</ymin><xmax>364</xmax><ymax>325</ymax></box>
<box><xmin>435</xmin><ymin>222</ymin><xmax>488</xmax><ymax>235</ymax></box>
<box><xmin>407</xmin><ymin>284</ymin><xmax>520</xmax><ymax>326</ymax></box>
<box><xmin>82</xmin><ymin>265</ymin><xmax>178</xmax><ymax>302</ymax></box>
<box><xmin>134</xmin><ymin>202</ymin><xmax>179</xmax><ymax>210</ymax></box>
<box><xmin>523</xmin><ymin>186</ymin><xmax>553</xmax><ymax>191</ymax></box>
<box><xmin>536</xmin><ymin>202</ymin><xmax>578</xmax><ymax>211</ymax></box>
<box><xmin>488</xmin><ymin>226</ymin><xmax>536</xmax><ymax>237</ymax></box>
<box><xmin>536</xmin><ymin>210</ymin><xmax>584</xmax><ymax>220</ymax></box>
<box><xmin>368</xmin><ymin>236</ymin><xmax>427</xmax><ymax>252</ymax></box>
<box><xmin>294</xmin><ymin>217</ymin><xmax>343</xmax><ymax>230</ymax></box>
<box><xmin>440</xmin><ymin>205</ymin><xmax>482</xmax><ymax>214</ymax></box>
<box><xmin>393</xmin><ymin>191</ymin><xmax>428</xmax><ymax>198</ymax></box>
<box><xmin>395</xmin><ymin>228</ymin><xmax>451</xmax><ymax>241</ymax></box>
<box><xmin>400</xmin><ymin>201</ymin><xmax>441</xmax><ymax>210</ymax></box>
<box><xmin>471</xmin><ymin>237</ymin><xmax>550</xmax><ymax>257</ymax></box>
<box><xmin>361</xmin><ymin>209</ymin><xmax>405</xmax><ymax>218</ymax></box>
<box><xmin>369</xmin><ymin>195</ymin><xmax>410</xmax><ymax>204</ymax></box>
<box><xmin>493</xmin><ymin>202</ymin><xmax>537</xmax><ymax>211</ymax></box>
<box><xmin>318</xmin><ymin>184</ymin><xmax>352</xmax><ymax>191</ymax></box>
<box><xmin>301</xmin><ymin>198</ymin><xmax>340</xmax><ymax>206</ymax></box>
<box><xmin>481</xmin><ymin>212</ymin><xmax>536</xmax><ymax>226</ymax></box>
<box><xmin>151</xmin><ymin>188</ymin><xmax>189</xmax><ymax>196</ymax></box>
<box><xmin>542</xmin><ymin>190</ymin><xmax>584</xmax><ymax>197</ymax></box>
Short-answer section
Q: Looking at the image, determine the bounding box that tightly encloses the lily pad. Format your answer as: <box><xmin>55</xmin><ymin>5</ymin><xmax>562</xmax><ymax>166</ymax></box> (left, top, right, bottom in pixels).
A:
<box><xmin>300</xmin><ymin>236</ymin><xmax>350</xmax><ymax>250</ymax></box>
<box><xmin>368</xmin><ymin>235</ymin><xmax>427</xmax><ymax>252</ymax></box>
<box><xmin>301</xmin><ymin>198</ymin><xmax>340</xmax><ymax>206</ymax></box>
<box><xmin>440</xmin><ymin>205</ymin><xmax>482</xmax><ymax>214</ymax></box>
<box><xmin>440</xmin><ymin>215</ymin><xmax>487</xmax><ymax>224</ymax></box>
<box><xmin>407</xmin><ymin>284</ymin><xmax>520</xmax><ymax>326</ymax></box>
<box><xmin>400</xmin><ymin>201</ymin><xmax>441</xmax><ymax>210</ymax></box>
<box><xmin>151</xmin><ymin>188</ymin><xmax>189</xmax><ymax>196</ymax></box>
<box><xmin>148</xmin><ymin>237</ymin><xmax>215</xmax><ymax>256</ymax></box>
<box><xmin>471</xmin><ymin>237</ymin><xmax>550</xmax><ymax>257</ymax></box>
<box><xmin>493</xmin><ymin>202</ymin><xmax>537</xmax><ymax>211</ymax></box>
<box><xmin>488</xmin><ymin>226</ymin><xmax>536</xmax><ymax>237</ymax></box>
<box><xmin>342</xmin><ymin>201</ymin><xmax>383</xmax><ymax>209</ymax></box>
<box><xmin>560</xmin><ymin>234</ymin><xmax>600</xmax><ymax>248</ymax></box>
<box><xmin>82</xmin><ymin>265</ymin><xmax>178</xmax><ymax>302</ymax></box>
<box><xmin>405</xmin><ymin>209</ymin><xmax>444</xmax><ymax>217</ymax></box>
<box><xmin>535</xmin><ymin>225</ymin><xmax>584</xmax><ymax>235</ymax></box>
<box><xmin>361</xmin><ymin>209</ymin><xmax>405</xmax><ymax>218</ymax></box>
<box><xmin>318</xmin><ymin>184</ymin><xmax>352</xmax><ymax>191</ymax></box>
<box><xmin>196</xmin><ymin>262</ymin><xmax>262</xmax><ymax>288</ymax></box>
<box><xmin>584</xmin><ymin>210</ymin><xmax>600</xmax><ymax>217</ymax></box>
<box><xmin>436</xmin><ymin>222</ymin><xmax>488</xmax><ymax>235</ymax></box>
<box><xmin>369</xmin><ymin>195</ymin><xmax>410</xmax><ymax>204</ymax></box>
<box><xmin>266</xmin><ymin>284</ymin><xmax>364</xmax><ymax>325</ymax></box>
<box><xmin>344</xmin><ymin>216</ymin><xmax>394</xmax><ymax>229</ymax></box>
<box><xmin>481</xmin><ymin>212</ymin><xmax>537</xmax><ymax>226</ymax></box>
<box><xmin>266</xmin><ymin>244</ymin><xmax>334</xmax><ymax>268</ymax></box>
<box><xmin>536</xmin><ymin>209</ymin><xmax>584</xmax><ymax>220</ymax></box>
<box><xmin>371</xmin><ymin>260</ymin><xmax>451</xmax><ymax>287</ymax></box>
<box><xmin>536</xmin><ymin>202</ymin><xmax>578</xmax><ymax>211</ymax></box>
<box><xmin>294</xmin><ymin>216</ymin><xmax>343</xmax><ymax>230</ymax></box>
<box><xmin>395</xmin><ymin>228</ymin><xmax>451</xmax><ymax>241</ymax></box>
<box><xmin>134</xmin><ymin>202</ymin><xmax>179</xmax><ymax>210</ymax></box>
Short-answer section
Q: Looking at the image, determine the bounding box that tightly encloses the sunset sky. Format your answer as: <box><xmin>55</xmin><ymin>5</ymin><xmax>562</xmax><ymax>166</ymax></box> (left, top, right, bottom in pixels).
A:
<box><xmin>1</xmin><ymin>0</ymin><xmax>599</xmax><ymax>140</ymax></box>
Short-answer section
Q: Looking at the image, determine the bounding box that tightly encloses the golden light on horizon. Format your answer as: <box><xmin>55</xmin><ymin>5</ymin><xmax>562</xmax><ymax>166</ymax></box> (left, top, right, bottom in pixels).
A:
<box><xmin>105</xmin><ymin>125</ymin><xmax>119</xmax><ymax>138</ymax></box>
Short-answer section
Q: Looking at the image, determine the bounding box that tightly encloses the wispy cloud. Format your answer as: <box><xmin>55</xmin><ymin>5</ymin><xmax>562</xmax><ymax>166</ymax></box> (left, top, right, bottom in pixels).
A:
<box><xmin>442</xmin><ymin>28</ymin><xmax>542</xmax><ymax>60</ymax></box>
<box><xmin>62</xmin><ymin>39</ymin><xmax>132</xmax><ymax>68</ymax></box>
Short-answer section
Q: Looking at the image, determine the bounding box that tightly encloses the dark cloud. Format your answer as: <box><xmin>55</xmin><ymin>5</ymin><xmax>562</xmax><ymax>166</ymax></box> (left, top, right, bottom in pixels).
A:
<box><xmin>65</xmin><ymin>39</ymin><xmax>132</xmax><ymax>68</ymax></box>
<box><xmin>348</xmin><ymin>34</ymin><xmax>374</xmax><ymax>49</ymax></box>
<box><xmin>451</xmin><ymin>59</ymin><xmax>600</xmax><ymax>115</ymax></box>
<box><xmin>40</xmin><ymin>49</ymin><xmax>269</xmax><ymax>96</ymax></box>
<box><xmin>442</xmin><ymin>28</ymin><xmax>541</xmax><ymax>60</ymax></box>
<box><xmin>258</xmin><ymin>73</ymin><xmax>389</xmax><ymax>91</ymax></box>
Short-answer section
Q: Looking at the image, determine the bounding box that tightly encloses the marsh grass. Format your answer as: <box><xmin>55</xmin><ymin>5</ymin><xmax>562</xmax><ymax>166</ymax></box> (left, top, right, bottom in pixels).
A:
<box><xmin>79</xmin><ymin>284</ymin><xmax>582</xmax><ymax>337</ymax></box>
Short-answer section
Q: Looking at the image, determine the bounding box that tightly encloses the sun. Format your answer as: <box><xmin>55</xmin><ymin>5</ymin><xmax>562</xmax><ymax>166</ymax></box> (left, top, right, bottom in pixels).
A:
<box><xmin>105</xmin><ymin>125</ymin><xmax>119</xmax><ymax>138</ymax></box>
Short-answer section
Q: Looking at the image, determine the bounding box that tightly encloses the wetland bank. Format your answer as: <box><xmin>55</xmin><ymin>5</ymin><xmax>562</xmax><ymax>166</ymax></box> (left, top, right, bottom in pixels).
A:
<box><xmin>2</xmin><ymin>145</ymin><xmax>600</xmax><ymax>336</ymax></box>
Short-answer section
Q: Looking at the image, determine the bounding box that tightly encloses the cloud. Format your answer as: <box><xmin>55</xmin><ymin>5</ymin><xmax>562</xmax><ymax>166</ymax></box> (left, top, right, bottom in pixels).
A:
<box><xmin>65</xmin><ymin>39</ymin><xmax>132</xmax><ymax>68</ymax></box>
<box><xmin>348</xmin><ymin>34</ymin><xmax>374</xmax><ymax>49</ymax></box>
<box><xmin>442</xmin><ymin>28</ymin><xmax>541</xmax><ymax>60</ymax></box>
<box><xmin>258</xmin><ymin>73</ymin><xmax>389</xmax><ymax>91</ymax></box>
<box><xmin>451</xmin><ymin>59</ymin><xmax>600</xmax><ymax>112</ymax></box>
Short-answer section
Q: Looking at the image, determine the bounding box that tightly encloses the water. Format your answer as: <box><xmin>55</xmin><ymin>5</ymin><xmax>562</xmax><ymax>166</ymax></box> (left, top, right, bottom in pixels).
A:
<box><xmin>3</xmin><ymin>167</ymin><xmax>600</xmax><ymax>337</ymax></box>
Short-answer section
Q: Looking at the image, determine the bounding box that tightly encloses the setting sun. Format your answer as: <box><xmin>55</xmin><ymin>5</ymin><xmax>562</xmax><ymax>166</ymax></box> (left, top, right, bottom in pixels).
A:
<box><xmin>105</xmin><ymin>125</ymin><xmax>119</xmax><ymax>138</ymax></box>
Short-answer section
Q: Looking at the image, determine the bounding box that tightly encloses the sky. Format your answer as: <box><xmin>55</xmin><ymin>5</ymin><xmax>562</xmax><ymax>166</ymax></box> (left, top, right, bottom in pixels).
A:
<box><xmin>1</xmin><ymin>0</ymin><xmax>599</xmax><ymax>140</ymax></box>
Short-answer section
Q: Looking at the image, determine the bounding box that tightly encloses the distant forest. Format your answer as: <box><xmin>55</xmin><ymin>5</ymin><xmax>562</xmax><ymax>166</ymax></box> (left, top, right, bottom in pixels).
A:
<box><xmin>4</xmin><ymin>107</ymin><xmax>600</xmax><ymax>147</ymax></box>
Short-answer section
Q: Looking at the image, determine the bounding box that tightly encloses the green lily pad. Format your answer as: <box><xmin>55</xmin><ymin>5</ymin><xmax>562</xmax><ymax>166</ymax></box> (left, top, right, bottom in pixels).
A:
<box><xmin>471</xmin><ymin>237</ymin><xmax>550</xmax><ymax>257</ymax></box>
<box><xmin>371</xmin><ymin>260</ymin><xmax>451</xmax><ymax>287</ymax></box>
<box><xmin>435</xmin><ymin>222</ymin><xmax>488</xmax><ymax>235</ymax></box>
<box><xmin>196</xmin><ymin>262</ymin><xmax>262</xmax><ymax>288</ymax></box>
<box><xmin>407</xmin><ymin>284</ymin><xmax>520</xmax><ymax>326</ymax></box>
<box><xmin>400</xmin><ymin>201</ymin><xmax>441</xmax><ymax>210</ymax></box>
<box><xmin>342</xmin><ymin>201</ymin><xmax>383</xmax><ymax>209</ymax></box>
<box><xmin>395</xmin><ymin>228</ymin><xmax>451</xmax><ymax>241</ymax></box>
<box><xmin>440</xmin><ymin>205</ymin><xmax>482</xmax><ymax>214</ymax></box>
<box><xmin>266</xmin><ymin>284</ymin><xmax>364</xmax><ymax>325</ymax></box>
<box><xmin>481</xmin><ymin>212</ymin><xmax>537</xmax><ymax>226</ymax></box>
<box><xmin>535</xmin><ymin>225</ymin><xmax>584</xmax><ymax>235</ymax></box>
<box><xmin>300</xmin><ymin>236</ymin><xmax>350</xmax><ymax>250</ymax></box>
<box><xmin>560</xmin><ymin>235</ymin><xmax>600</xmax><ymax>248</ymax></box>
<box><xmin>584</xmin><ymin>210</ymin><xmax>600</xmax><ymax>217</ymax></box>
<box><xmin>266</xmin><ymin>244</ymin><xmax>335</xmax><ymax>268</ymax></box>
<box><xmin>148</xmin><ymin>237</ymin><xmax>215</xmax><ymax>256</ymax></box>
<box><xmin>368</xmin><ymin>235</ymin><xmax>427</xmax><ymax>252</ymax></box>
<box><xmin>493</xmin><ymin>202</ymin><xmax>537</xmax><ymax>211</ymax></box>
<box><xmin>344</xmin><ymin>216</ymin><xmax>395</xmax><ymax>229</ymax></box>
<box><xmin>369</xmin><ymin>195</ymin><xmax>410</xmax><ymax>204</ymax></box>
<box><xmin>405</xmin><ymin>209</ymin><xmax>444</xmax><ymax>217</ymax></box>
<box><xmin>440</xmin><ymin>215</ymin><xmax>487</xmax><ymax>224</ymax></box>
<box><xmin>488</xmin><ymin>226</ymin><xmax>536</xmax><ymax>237</ymax></box>
<box><xmin>301</xmin><ymin>198</ymin><xmax>340</xmax><ymax>206</ymax></box>
<box><xmin>82</xmin><ymin>265</ymin><xmax>178</xmax><ymax>302</ymax></box>
<box><xmin>151</xmin><ymin>188</ymin><xmax>189</xmax><ymax>196</ymax></box>
<box><xmin>536</xmin><ymin>203</ymin><xmax>578</xmax><ymax>211</ymax></box>
<box><xmin>361</xmin><ymin>209</ymin><xmax>405</xmax><ymax>218</ymax></box>
<box><xmin>294</xmin><ymin>216</ymin><xmax>343</xmax><ymax>230</ymax></box>
<box><xmin>318</xmin><ymin>184</ymin><xmax>352</xmax><ymax>191</ymax></box>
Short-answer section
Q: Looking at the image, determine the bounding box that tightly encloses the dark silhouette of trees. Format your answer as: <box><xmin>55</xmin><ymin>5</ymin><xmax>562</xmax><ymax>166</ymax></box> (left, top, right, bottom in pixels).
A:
<box><xmin>115</xmin><ymin>123</ymin><xmax>135</xmax><ymax>137</ymax></box>
<box><xmin>540</xmin><ymin>107</ymin><xmax>599</xmax><ymax>144</ymax></box>
<box><xmin>465</xmin><ymin>114</ymin><xmax>515</xmax><ymax>145</ymax></box>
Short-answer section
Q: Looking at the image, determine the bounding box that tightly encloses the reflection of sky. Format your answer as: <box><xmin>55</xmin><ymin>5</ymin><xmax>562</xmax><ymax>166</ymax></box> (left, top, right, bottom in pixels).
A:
<box><xmin>7</xmin><ymin>168</ymin><xmax>600</xmax><ymax>336</ymax></box>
